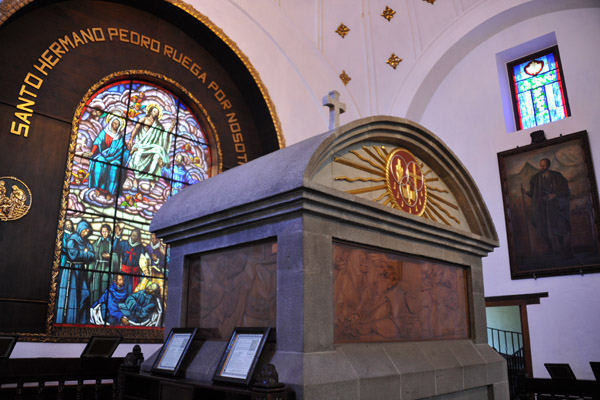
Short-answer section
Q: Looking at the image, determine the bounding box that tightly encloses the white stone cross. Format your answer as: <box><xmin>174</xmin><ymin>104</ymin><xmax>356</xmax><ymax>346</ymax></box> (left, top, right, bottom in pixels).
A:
<box><xmin>322</xmin><ymin>90</ymin><xmax>346</xmax><ymax>130</ymax></box>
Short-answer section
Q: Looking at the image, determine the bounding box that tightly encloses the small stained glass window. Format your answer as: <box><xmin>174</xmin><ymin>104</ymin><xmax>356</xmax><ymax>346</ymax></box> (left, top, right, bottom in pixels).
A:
<box><xmin>508</xmin><ymin>46</ymin><xmax>571</xmax><ymax>131</ymax></box>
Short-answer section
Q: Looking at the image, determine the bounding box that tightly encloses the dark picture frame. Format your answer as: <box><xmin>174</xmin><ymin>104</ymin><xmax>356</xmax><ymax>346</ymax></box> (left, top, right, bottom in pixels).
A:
<box><xmin>151</xmin><ymin>328</ymin><xmax>197</xmax><ymax>376</ymax></box>
<box><xmin>590</xmin><ymin>361</ymin><xmax>600</xmax><ymax>380</ymax></box>
<box><xmin>80</xmin><ymin>336</ymin><xmax>122</xmax><ymax>358</ymax></box>
<box><xmin>213</xmin><ymin>327</ymin><xmax>271</xmax><ymax>386</ymax></box>
<box><xmin>0</xmin><ymin>335</ymin><xmax>18</xmax><ymax>358</ymax></box>
<box><xmin>498</xmin><ymin>131</ymin><xmax>600</xmax><ymax>279</ymax></box>
<box><xmin>545</xmin><ymin>363</ymin><xmax>577</xmax><ymax>380</ymax></box>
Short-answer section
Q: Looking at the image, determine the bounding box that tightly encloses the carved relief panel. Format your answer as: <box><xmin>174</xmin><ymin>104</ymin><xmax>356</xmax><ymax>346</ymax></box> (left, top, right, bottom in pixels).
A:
<box><xmin>334</xmin><ymin>241</ymin><xmax>469</xmax><ymax>342</ymax></box>
<box><xmin>186</xmin><ymin>240</ymin><xmax>277</xmax><ymax>339</ymax></box>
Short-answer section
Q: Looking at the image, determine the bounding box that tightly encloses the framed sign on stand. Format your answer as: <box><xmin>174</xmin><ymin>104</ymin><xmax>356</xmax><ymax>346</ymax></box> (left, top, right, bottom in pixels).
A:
<box><xmin>151</xmin><ymin>328</ymin><xmax>197</xmax><ymax>376</ymax></box>
<box><xmin>213</xmin><ymin>327</ymin><xmax>271</xmax><ymax>387</ymax></box>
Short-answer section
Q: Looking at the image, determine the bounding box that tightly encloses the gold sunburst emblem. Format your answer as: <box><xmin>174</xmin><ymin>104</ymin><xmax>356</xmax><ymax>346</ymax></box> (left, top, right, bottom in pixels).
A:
<box><xmin>334</xmin><ymin>145</ymin><xmax>460</xmax><ymax>226</ymax></box>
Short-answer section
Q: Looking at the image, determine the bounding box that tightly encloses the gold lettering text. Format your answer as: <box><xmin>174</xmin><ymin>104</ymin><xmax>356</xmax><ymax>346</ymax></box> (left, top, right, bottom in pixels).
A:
<box><xmin>150</xmin><ymin>38</ymin><xmax>160</xmax><ymax>53</ymax></box>
<box><xmin>16</xmin><ymin>97</ymin><xmax>35</xmax><ymax>113</ymax></box>
<box><xmin>24</xmin><ymin>73</ymin><xmax>43</xmax><ymax>89</ymax></box>
<box><xmin>171</xmin><ymin>49</ymin><xmax>183</xmax><ymax>63</ymax></box>
<box><xmin>58</xmin><ymin>35</ymin><xmax>75</xmax><ymax>51</ymax></box>
<box><xmin>130</xmin><ymin>31</ymin><xmax>140</xmax><ymax>45</ymax></box>
<box><xmin>49</xmin><ymin>41</ymin><xmax>66</xmax><ymax>59</ymax></box>
<box><xmin>140</xmin><ymin>35</ymin><xmax>150</xmax><ymax>49</ymax></box>
<box><xmin>72</xmin><ymin>31</ymin><xmax>85</xmax><ymax>47</ymax></box>
<box><xmin>108</xmin><ymin>28</ymin><xmax>119</xmax><ymax>41</ymax></box>
<box><xmin>190</xmin><ymin>62</ymin><xmax>201</xmax><ymax>76</ymax></box>
<box><xmin>14</xmin><ymin>112</ymin><xmax>32</xmax><ymax>125</ymax></box>
<box><xmin>80</xmin><ymin>28</ymin><xmax>95</xmax><ymax>43</ymax></box>
<box><xmin>92</xmin><ymin>27</ymin><xmax>105</xmax><ymax>41</ymax></box>
<box><xmin>41</xmin><ymin>49</ymin><xmax>59</xmax><ymax>67</ymax></box>
<box><xmin>33</xmin><ymin>57</ymin><xmax>52</xmax><ymax>76</ymax></box>
<box><xmin>220</xmin><ymin>99</ymin><xmax>231</xmax><ymax>110</ymax></box>
<box><xmin>19</xmin><ymin>85</ymin><xmax>37</xmax><ymax>98</ymax></box>
<box><xmin>119</xmin><ymin>28</ymin><xmax>129</xmax><ymax>43</ymax></box>
<box><xmin>182</xmin><ymin>56</ymin><xmax>191</xmax><ymax>69</ymax></box>
<box><xmin>10</xmin><ymin>121</ymin><xmax>29</xmax><ymax>137</ymax></box>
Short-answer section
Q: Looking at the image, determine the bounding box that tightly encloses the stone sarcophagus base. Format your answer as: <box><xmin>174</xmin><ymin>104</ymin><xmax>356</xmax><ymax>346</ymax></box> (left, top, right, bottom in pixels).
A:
<box><xmin>149</xmin><ymin>116</ymin><xmax>509</xmax><ymax>399</ymax></box>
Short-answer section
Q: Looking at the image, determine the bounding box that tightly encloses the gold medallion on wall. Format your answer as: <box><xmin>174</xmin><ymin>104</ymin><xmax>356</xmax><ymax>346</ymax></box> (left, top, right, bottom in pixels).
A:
<box><xmin>0</xmin><ymin>176</ymin><xmax>32</xmax><ymax>221</ymax></box>
<box><xmin>385</xmin><ymin>148</ymin><xmax>427</xmax><ymax>216</ymax></box>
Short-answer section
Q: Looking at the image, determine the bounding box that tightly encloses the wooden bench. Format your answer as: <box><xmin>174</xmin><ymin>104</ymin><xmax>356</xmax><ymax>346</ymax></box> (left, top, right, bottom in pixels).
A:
<box><xmin>0</xmin><ymin>357</ymin><xmax>124</xmax><ymax>400</ymax></box>
<box><xmin>120</xmin><ymin>370</ymin><xmax>294</xmax><ymax>400</ymax></box>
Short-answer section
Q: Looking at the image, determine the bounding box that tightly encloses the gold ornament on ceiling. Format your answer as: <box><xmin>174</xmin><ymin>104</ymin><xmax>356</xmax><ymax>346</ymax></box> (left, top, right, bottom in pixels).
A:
<box><xmin>335</xmin><ymin>23</ymin><xmax>350</xmax><ymax>38</ymax></box>
<box><xmin>381</xmin><ymin>6</ymin><xmax>396</xmax><ymax>21</ymax></box>
<box><xmin>423</xmin><ymin>0</ymin><xmax>436</xmax><ymax>4</ymax></box>
<box><xmin>334</xmin><ymin>146</ymin><xmax>459</xmax><ymax>225</ymax></box>
<box><xmin>386</xmin><ymin>53</ymin><xmax>402</xmax><ymax>69</ymax></box>
<box><xmin>339</xmin><ymin>70</ymin><xmax>351</xmax><ymax>86</ymax></box>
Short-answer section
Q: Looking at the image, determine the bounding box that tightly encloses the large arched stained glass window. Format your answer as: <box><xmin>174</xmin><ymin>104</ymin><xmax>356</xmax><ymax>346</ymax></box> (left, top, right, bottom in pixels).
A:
<box><xmin>53</xmin><ymin>76</ymin><xmax>215</xmax><ymax>331</ymax></box>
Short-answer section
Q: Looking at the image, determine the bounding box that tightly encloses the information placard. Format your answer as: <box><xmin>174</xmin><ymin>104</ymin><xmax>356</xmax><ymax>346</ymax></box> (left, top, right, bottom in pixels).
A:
<box><xmin>152</xmin><ymin>328</ymin><xmax>197</xmax><ymax>376</ymax></box>
<box><xmin>213</xmin><ymin>327</ymin><xmax>270</xmax><ymax>386</ymax></box>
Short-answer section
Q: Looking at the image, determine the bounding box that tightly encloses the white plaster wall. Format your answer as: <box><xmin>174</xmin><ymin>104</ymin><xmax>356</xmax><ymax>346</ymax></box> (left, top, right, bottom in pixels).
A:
<box><xmin>419</xmin><ymin>7</ymin><xmax>600</xmax><ymax>379</ymax></box>
<box><xmin>184</xmin><ymin>0</ymin><xmax>552</xmax><ymax>144</ymax></box>
<box><xmin>487</xmin><ymin>306</ymin><xmax>521</xmax><ymax>333</ymax></box>
<box><xmin>10</xmin><ymin>342</ymin><xmax>162</xmax><ymax>360</ymax></box>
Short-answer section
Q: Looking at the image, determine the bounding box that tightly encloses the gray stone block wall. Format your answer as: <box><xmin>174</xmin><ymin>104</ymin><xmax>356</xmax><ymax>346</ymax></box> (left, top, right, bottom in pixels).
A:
<box><xmin>149</xmin><ymin>117</ymin><xmax>508</xmax><ymax>399</ymax></box>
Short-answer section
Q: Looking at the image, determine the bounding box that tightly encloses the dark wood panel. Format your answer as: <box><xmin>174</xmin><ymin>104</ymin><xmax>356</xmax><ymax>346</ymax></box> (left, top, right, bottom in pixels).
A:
<box><xmin>0</xmin><ymin>104</ymin><xmax>70</xmax><ymax>300</ymax></box>
<box><xmin>0</xmin><ymin>301</ymin><xmax>48</xmax><ymax>333</ymax></box>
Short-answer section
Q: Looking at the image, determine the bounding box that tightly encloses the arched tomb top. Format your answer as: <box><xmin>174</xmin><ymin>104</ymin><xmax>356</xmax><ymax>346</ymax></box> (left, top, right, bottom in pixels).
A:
<box><xmin>152</xmin><ymin>116</ymin><xmax>497</xmax><ymax>244</ymax></box>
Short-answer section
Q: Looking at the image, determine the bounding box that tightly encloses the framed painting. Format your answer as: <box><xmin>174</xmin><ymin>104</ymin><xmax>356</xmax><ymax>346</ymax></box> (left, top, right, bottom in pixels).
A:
<box><xmin>497</xmin><ymin>130</ymin><xmax>600</xmax><ymax>279</ymax></box>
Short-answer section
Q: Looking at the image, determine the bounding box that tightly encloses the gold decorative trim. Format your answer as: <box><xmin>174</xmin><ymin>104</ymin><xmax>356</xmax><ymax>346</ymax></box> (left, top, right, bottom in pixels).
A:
<box><xmin>339</xmin><ymin>70</ymin><xmax>351</xmax><ymax>86</ymax></box>
<box><xmin>0</xmin><ymin>0</ymin><xmax>34</xmax><ymax>25</ymax></box>
<box><xmin>0</xmin><ymin>176</ymin><xmax>32</xmax><ymax>221</ymax></box>
<box><xmin>47</xmin><ymin>69</ymin><xmax>221</xmax><ymax>340</ymax></box>
<box><xmin>335</xmin><ymin>23</ymin><xmax>350</xmax><ymax>38</ymax></box>
<box><xmin>381</xmin><ymin>6</ymin><xmax>396</xmax><ymax>21</ymax></box>
<box><xmin>386</xmin><ymin>53</ymin><xmax>403</xmax><ymax>69</ymax></box>
<box><xmin>0</xmin><ymin>0</ymin><xmax>285</xmax><ymax>150</ymax></box>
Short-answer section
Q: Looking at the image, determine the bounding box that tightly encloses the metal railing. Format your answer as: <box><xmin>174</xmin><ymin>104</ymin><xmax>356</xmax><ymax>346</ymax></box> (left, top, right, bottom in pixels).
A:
<box><xmin>488</xmin><ymin>327</ymin><xmax>526</xmax><ymax>399</ymax></box>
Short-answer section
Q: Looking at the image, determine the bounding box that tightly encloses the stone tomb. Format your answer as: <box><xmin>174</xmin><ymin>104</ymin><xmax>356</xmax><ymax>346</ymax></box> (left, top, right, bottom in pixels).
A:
<box><xmin>149</xmin><ymin>116</ymin><xmax>509</xmax><ymax>399</ymax></box>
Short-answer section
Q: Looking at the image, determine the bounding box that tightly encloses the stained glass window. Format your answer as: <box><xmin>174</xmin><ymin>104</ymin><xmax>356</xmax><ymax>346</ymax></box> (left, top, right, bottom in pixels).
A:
<box><xmin>54</xmin><ymin>78</ymin><xmax>211</xmax><ymax>330</ymax></box>
<box><xmin>508</xmin><ymin>46</ymin><xmax>570</xmax><ymax>131</ymax></box>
